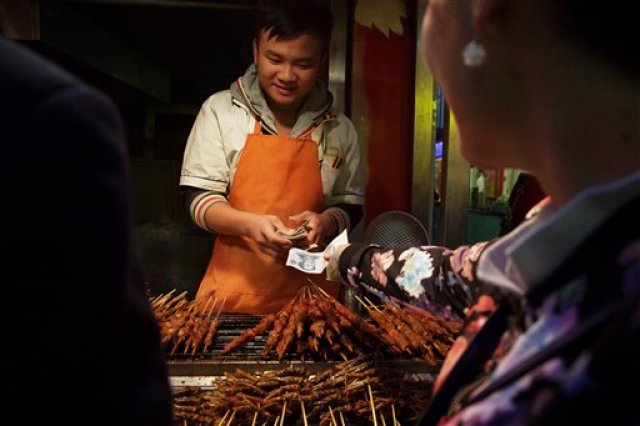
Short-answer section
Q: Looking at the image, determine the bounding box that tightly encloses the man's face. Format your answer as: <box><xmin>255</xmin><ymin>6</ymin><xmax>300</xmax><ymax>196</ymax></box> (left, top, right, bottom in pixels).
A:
<box><xmin>253</xmin><ymin>28</ymin><xmax>325</xmax><ymax>114</ymax></box>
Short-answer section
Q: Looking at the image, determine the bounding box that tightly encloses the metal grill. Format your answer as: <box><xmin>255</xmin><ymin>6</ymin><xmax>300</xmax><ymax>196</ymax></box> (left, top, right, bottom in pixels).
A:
<box><xmin>167</xmin><ymin>313</ymin><xmax>276</xmax><ymax>360</ymax></box>
<box><xmin>165</xmin><ymin>314</ymin><xmax>440</xmax><ymax>379</ymax></box>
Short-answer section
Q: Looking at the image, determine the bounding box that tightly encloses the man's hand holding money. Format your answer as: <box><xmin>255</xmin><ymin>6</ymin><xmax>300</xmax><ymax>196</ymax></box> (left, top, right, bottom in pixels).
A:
<box><xmin>288</xmin><ymin>210</ymin><xmax>337</xmax><ymax>246</ymax></box>
<box><xmin>276</xmin><ymin>219</ymin><xmax>310</xmax><ymax>242</ymax></box>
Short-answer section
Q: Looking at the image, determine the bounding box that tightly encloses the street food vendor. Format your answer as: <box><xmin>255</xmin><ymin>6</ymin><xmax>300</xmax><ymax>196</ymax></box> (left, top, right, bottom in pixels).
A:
<box><xmin>179</xmin><ymin>0</ymin><xmax>365</xmax><ymax>314</ymax></box>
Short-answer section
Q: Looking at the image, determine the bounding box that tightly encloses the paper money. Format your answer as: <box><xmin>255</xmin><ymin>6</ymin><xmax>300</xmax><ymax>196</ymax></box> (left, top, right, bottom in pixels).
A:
<box><xmin>285</xmin><ymin>229</ymin><xmax>350</xmax><ymax>276</ymax></box>
<box><xmin>286</xmin><ymin>248</ymin><xmax>326</xmax><ymax>274</ymax></box>
<box><xmin>277</xmin><ymin>220</ymin><xmax>309</xmax><ymax>241</ymax></box>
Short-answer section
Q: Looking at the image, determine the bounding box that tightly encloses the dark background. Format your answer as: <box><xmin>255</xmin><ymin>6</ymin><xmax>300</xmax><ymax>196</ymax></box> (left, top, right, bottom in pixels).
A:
<box><xmin>4</xmin><ymin>0</ymin><xmax>263</xmax><ymax>296</ymax></box>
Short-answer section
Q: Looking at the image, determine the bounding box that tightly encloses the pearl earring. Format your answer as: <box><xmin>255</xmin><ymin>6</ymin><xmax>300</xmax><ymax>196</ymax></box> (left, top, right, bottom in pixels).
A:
<box><xmin>462</xmin><ymin>40</ymin><xmax>486</xmax><ymax>67</ymax></box>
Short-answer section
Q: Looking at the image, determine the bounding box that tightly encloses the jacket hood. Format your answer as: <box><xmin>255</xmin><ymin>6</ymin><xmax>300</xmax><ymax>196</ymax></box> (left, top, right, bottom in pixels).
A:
<box><xmin>230</xmin><ymin>64</ymin><xmax>334</xmax><ymax>136</ymax></box>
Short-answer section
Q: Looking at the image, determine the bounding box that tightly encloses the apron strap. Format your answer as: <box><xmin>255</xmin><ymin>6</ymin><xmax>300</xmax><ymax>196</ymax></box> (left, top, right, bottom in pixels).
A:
<box><xmin>252</xmin><ymin>117</ymin><xmax>262</xmax><ymax>135</ymax></box>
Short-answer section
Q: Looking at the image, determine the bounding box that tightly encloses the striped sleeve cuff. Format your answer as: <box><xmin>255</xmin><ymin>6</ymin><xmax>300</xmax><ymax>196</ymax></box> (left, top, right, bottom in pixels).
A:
<box><xmin>323</xmin><ymin>206</ymin><xmax>351</xmax><ymax>234</ymax></box>
<box><xmin>189</xmin><ymin>191</ymin><xmax>228</xmax><ymax>232</ymax></box>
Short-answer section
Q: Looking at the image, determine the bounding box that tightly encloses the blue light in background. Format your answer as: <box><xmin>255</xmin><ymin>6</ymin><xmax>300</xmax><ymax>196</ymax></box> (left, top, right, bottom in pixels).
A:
<box><xmin>435</xmin><ymin>140</ymin><xmax>443</xmax><ymax>158</ymax></box>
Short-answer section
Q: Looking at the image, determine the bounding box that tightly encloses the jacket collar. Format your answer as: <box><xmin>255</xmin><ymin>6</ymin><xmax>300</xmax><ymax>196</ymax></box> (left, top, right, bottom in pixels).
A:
<box><xmin>477</xmin><ymin>170</ymin><xmax>640</xmax><ymax>296</ymax></box>
<box><xmin>230</xmin><ymin>64</ymin><xmax>334</xmax><ymax>137</ymax></box>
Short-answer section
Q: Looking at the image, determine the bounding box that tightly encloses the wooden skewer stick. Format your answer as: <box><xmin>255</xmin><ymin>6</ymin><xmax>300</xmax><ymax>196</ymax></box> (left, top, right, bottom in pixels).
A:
<box><xmin>206</xmin><ymin>297</ymin><xmax>218</xmax><ymax>319</ymax></box>
<box><xmin>166</xmin><ymin>298</ymin><xmax>187</xmax><ymax>314</ymax></box>
<box><xmin>279</xmin><ymin>401</ymin><xmax>286</xmax><ymax>426</ymax></box>
<box><xmin>225</xmin><ymin>410</ymin><xmax>236</xmax><ymax>426</ymax></box>
<box><xmin>316</xmin><ymin>278</ymin><xmax>329</xmax><ymax>297</ymax></box>
<box><xmin>212</xmin><ymin>296</ymin><xmax>227</xmax><ymax>322</ymax></box>
<box><xmin>174</xmin><ymin>290</ymin><xmax>188</xmax><ymax>301</ymax></box>
<box><xmin>200</xmin><ymin>295</ymin><xmax>214</xmax><ymax>315</ymax></box>
<box><xmin>306</xmin><ymin>278</ymin><xmax>320</xmax><ymax>291</ymax></box>
<box><xmin>161</xmin><ymin>290</ymin><xmax>188</xmax><ymax>314</ymax></box>
<box><xmin>380</xmin><ymin>411</ymin><xmax>388</xmax><ymax>426</ymax></box>
<box><xmin>216</xmin><ymin>410</ymin><xmax>230</xmax><ymax>426</ymax></box>
<box><xmin>391</xmin><ymin>404</ymin><xmax>398</xmax><ymax>426</ymax></box>
<box><xmin>339</xmin><ymin>411</ymin><xmax>347</xmax><ymax>426</ymax></box>
<box><xmin>155</xmin><ymin>289</ymin><xmax>176</xmax><ymax>307</ymax></box>
<box><xmin>272</xmin><ymin>415</ymin><xmax>280</xmax><ymax>426</ymax></box>
<box><xmin>329</xmin><ymin>406</ymin><xmax>338</xmax><ymax>426</ymax></box>
<box><xmin>148</xmin><ymin>294</ymin><xmax>162</xmax><ymax>308</ymax></box>
<box><xmin>251</xmin><ymin>412</ymin><xmax>258</xmax><ymax>426</ymax></box>
<box><xmin>364</xmin><ymin>296</ymin><xmax>383</xmax><ymax>312</ymax></box>
<box><xmin>368</xmin><ymin>384</ymin><xmax>379</xmax><ymax>426</ymax></box>
<box><xmin>354</xmin><ymin>294</ymin><xmax>374</xmax><ymax>311</ymax></box>
<box><xmin>300</xmin><ymin>400</ymin><xmax>308</xmax><ymax>426</ymax></box>
<box><xmin>215</xmin><ymin>296</ymin><xmax>227</xmax><ymax>319</ymax></box>
<box><xmin>303</xmin><ymin>285</ymin><xmax>313</xmax><ymax>299</ymax></box>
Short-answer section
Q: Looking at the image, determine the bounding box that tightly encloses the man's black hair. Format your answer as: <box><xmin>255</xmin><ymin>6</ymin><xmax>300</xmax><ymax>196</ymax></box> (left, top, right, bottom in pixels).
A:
<box><xmin>255</xmin><ymin>0</ymin><xmax>333</xmax><ymax>50</ymax></box>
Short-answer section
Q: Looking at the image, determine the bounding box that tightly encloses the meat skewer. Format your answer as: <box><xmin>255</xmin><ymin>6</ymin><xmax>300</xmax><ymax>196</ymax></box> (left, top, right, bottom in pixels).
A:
<box><xmin>221</xmin><ymin>312</ymin><xmax>277</xmax><ymax>355</ymax></box>
<box><xmin>185</xmin><ymin>296</ymin><xmax>214</xmax><ymax>355</ymax></box>
<box><xmin>187</xmin><ymin>296</ymin><xmax>216</xmax><ymax>355</ymax></box>
<box><xmin>170</xmin><ymin>303</ymin><xmax>196</xmax><ymax>354</ymax></box>
<box><xmin>356</xmin><ymin>296</ymin><xmax>411</xmax><ymax>353</ymax></box>
<box><xmin>262</xmin><ymin>296</ymin><xmax>298</xmax><ymax>356</ymax></box>
<box><xmin>203</xmin><ymin>296</ymin><xmax>227</xmax><ymax>354</ymax></box>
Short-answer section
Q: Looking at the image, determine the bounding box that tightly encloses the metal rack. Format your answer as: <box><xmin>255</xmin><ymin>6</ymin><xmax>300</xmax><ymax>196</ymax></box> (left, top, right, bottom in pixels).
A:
<box><xmin>165</xmin><ymin>314</ymin><xmax>438</xmax><ymax>386</ymax></box>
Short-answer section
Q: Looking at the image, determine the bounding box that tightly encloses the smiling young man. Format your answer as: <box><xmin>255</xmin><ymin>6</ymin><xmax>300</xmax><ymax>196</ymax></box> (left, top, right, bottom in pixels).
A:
<box><xmin>180</xmin><ymin>0</ymin><xmax>365</xmax><ymax>314</ymax></box>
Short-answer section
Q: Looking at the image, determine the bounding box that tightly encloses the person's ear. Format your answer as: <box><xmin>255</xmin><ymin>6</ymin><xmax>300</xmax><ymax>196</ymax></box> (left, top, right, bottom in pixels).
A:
<box><xmin>471</xmin><ymin>0</ymin><xmax>508</xmax><ymax>38</ymax></box>
<box><xmin>252</xmin><ymin>38</ymin><xmax>259</xmax><ymax>64</ymax></box>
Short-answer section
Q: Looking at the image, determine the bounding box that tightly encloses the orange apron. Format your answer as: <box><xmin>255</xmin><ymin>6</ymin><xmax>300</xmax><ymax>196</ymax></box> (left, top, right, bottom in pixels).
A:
<box><xmin>196</xmin><ymin>119</ymin><xmax>340</xmax><ymax>314</ymax></box>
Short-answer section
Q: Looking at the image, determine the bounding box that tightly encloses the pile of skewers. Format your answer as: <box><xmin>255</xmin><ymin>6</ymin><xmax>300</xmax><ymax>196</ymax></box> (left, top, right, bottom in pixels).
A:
<box><xmin>150</xmin><ymin>290</ymin><xmax>225</xmax><ymax>356</ymax></box>
<box><xmin>355</xmin><ymin>297</ymin><xmax>462</xmax><ymax>367</ymax></box>
<box><xmin>220</xmin><ymin>284</ymin><xmax>387</xmax><ymax>361</ymax></box>
<box><xmin>151</xmin><ymin>284</ymin><xmax>461</xmax><ymax>362</ymax></box>
<box><xmin>172</xmin><ymin>355</ymin><xmax>432</xmax><ymax>425</ymax></box>
<box><xmin>220</xmin><ymin>284</ymin><xmax>461</xmax><ymax>363</ymax></box>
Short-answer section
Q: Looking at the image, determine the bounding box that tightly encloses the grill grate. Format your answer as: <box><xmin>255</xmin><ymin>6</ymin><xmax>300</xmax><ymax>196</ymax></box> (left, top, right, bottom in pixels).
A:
<box><xmin>167</xmin><ymin>313</ymin><xmax>301</xmax><ymax>361</ymax></box>
<box><xmin>166</xmin><ymin>315</ymin><xmax>441</xmax><ymax>379</ymax></box>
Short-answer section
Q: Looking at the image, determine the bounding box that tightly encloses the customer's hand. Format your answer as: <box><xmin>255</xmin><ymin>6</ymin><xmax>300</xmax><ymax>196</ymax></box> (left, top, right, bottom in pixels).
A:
<box><xmin>324</xmin><ymin>243</ymin><xmax>349</xmax><ymax>281</ymax></box>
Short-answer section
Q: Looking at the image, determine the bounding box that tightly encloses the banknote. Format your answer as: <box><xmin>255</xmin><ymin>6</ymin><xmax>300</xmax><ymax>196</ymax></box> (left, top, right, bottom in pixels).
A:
<box><xmin>285</xmin><ymin>229</ymin><xmax>350</xmax><ymax>276</ymax></box>
<box><xmin>277</xmin><ymin>220</ymin><xmax>309</xmax><ymax>240</ymax></box>
<box><xmin>285</xmin><ymin>248</ymin><xmax>326</xmax><ymax>274</ymax></box>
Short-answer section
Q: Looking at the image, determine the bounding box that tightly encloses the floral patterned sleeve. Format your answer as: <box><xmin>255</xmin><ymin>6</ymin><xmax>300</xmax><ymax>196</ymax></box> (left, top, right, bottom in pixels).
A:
<box><xmin>338</xmin><ymin>241</ymin><xmax>493</xmax><ymax>318</ymax></box>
